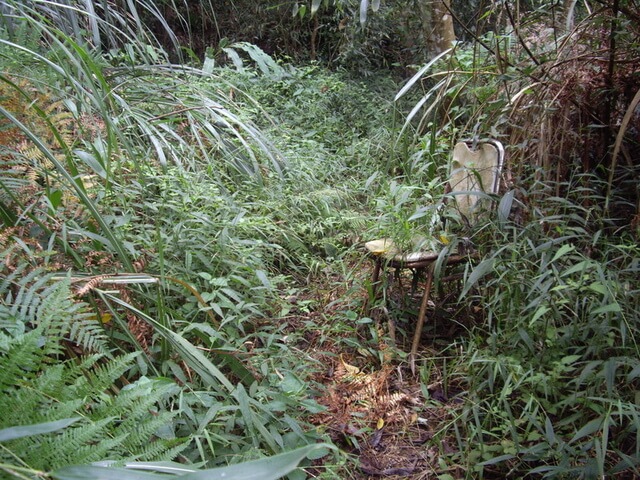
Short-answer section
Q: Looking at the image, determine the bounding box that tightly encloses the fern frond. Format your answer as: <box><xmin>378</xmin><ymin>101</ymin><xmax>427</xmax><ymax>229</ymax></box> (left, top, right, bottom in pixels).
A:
<box><xmin>71</xmin><ymin>352</ymin><xmax>140</xmax><ymax>396</ymax></box>
<box><xmin>0</xmin><ymin>272</ymin><xmax>188</xmax><ymax>472</ymax></box>
<box><xmin>1</xmin><ymin>273</ymin><xmax>111</xmax><ymax>356</ymax></box>
<box><xmin>0</xmin><ymin>161</ymin><xmax>33</xmax><ymax>195</ymax></box>
<box><xmin>17</xmin><ymin>144</ymin><xmax>45</xmax><ymax>164</ymax></box>
<box><xmin>129</xmin><ymin>437</ymin><xmax>188</xmax><ymax>462</ymax></box>
<box><xmin>0</xmin><ymin>348</ymin><xmax>185</xmax><ymax>471</ymax></box>
<box><xmin>33</xmin><ymin>417</ymin><xmax>114</xmax><ymax>470</ymax></box>
<box><xmin>0</xmin><ymin>329</ymin><xmax>49</xmax><ymax>391</ymax></box>
<box><xmin>67</xmin><ymin>318</ymin><xmax>110</xmax><ymax>355</ymax></box>
<box><xmin>8</xmin><ymin>270</ymin><xmax>53</xmax><ymax>326</ymax></box>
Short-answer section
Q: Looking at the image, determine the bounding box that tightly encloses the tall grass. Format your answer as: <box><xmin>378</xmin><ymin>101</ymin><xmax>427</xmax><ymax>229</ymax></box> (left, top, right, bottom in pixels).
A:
<box><xmin>390</xmin><ymin>2</ymin><xmax>640</xmax><ymax>475</ymax></box>
<box><xmin>0</xmin><ymin>1</ymin><xmax>287</xmax><ymax>273</ymax></box>
<box><xmin>0</xmin><ymin>1</ymin><xmax>407</xmax><ymax>476</ymax></box>
<box><xmin>442</xmin><ymin>173</ymin><xmax>640</xmax><ymax>477</ymax></box>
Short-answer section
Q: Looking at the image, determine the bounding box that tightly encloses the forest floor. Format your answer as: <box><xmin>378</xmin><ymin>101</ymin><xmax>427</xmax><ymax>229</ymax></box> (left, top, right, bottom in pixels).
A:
<box><xmin>281</xmin><ymin>262</ymin><xmax>476</xmax><ymax>479</ymax></box>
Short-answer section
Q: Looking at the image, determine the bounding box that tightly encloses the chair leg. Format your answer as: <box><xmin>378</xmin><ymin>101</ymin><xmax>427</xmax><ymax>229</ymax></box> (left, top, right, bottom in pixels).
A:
<box><xmin>363</xmin><ymin>259</ymin><xmax>382</xmax><ymax>317</ymax></box>
<box><xmin>410</xmin><ymin>264</ymin><xmax>435</xmax><ymax>374</ymax></box>
<box><xmin>410</xmin><ymin>269</ymin><xmax>420</xmax><ymax>295</ymax></box>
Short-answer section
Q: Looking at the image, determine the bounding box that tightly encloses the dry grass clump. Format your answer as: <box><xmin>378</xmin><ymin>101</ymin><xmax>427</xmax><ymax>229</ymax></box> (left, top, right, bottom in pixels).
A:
<box><xmin>507</xmin><ymin>18</ymin><xmax>640</xmax><ymax>188</ymax></box>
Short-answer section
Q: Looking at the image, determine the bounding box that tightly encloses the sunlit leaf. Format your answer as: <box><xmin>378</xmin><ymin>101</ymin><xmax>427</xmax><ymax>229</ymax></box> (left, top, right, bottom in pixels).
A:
<box><xmin>360</xmin><ymin>0</ymin><xmax>369</xmax><ymax>25</ymax></box>
<box><xmin>395</xmin><ymin>48</ymin><xmax>452</xmax><ymax>101</ymax></box>
<box><xmin>311</xmin><ymin>0</ymin><xmax>322</xmax><ymax>16</ymax></box>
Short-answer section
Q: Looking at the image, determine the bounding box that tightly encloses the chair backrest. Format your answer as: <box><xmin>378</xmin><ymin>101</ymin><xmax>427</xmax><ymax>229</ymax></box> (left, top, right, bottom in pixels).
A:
<box><xmin>448</xmin><ymin>140</ymin><xmax>504</xmax><ymax>221</ymax></box>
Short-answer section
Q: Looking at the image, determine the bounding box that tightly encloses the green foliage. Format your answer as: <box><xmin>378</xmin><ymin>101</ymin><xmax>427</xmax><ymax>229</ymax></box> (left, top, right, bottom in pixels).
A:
<box><xmin>0</xmin><ymin>0</ymin><xmax>182</xmax><ymax>60</ymax></box>
<box><xmin>0</xmin><ymin>274</ymin><xmax>187</xmax><ymax>476</ymax></box>
<box><xmin>392</xmin><ymin>18</ymin><xmax>639</xmax><ymax>475</ymax></box>
<box><xmin>438</xmin><ymin>174</ymin><xmax>640</xmax><ymax>477</ymax></box>
<box><xmin>396</xmin><ymin>0</ymin><xmax>640</xmax><ymax>219</ymax></box>
<box><xmin>164</xmin><ymin>0</ymin><xmax>411</xmax><ymax>72</ymax></box>
<box><xmin>0</xmin><ymin>266</ymin><xmax>328</xmax><ymax>477</ymax></box>
<box><xmin>1</xmin><ymin>4</ymin><xmax>340</xmax><ymax>476</ymax></box>
<box><xmin>3</xmin><ymin>1</ymin><xmax>639</xmax><ymax>479</ymax></box>
<box><xmin>50</xmin><ymin>443</ymin><xmax>334</xmax><ymax>480</ymax></box>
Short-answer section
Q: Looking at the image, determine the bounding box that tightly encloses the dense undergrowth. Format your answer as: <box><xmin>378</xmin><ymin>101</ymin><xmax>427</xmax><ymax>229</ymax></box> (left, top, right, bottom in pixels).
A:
<box><xmin>1</xmin><ymin>1</ymin><xmax>639</xmax><ymax>479</ymax></box>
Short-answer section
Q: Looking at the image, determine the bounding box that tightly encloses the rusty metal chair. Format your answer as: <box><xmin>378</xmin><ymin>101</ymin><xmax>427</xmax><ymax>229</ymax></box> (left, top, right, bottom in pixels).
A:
<box><xmin>364</xmin><ymin>140</ymin><xmax>505</xmax><ymax>371</ymax></box>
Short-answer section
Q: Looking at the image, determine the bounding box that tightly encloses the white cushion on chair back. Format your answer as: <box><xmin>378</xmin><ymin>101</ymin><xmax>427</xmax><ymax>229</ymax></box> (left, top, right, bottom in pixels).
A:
<box><xmin>450</xmin><ymin>141</ymin><xmax>504</xmax><ymax>220</ymax></box>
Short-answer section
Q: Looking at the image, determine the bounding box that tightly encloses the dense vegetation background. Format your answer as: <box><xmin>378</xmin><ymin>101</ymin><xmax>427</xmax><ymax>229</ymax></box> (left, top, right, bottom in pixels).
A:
<box><xmin>0</xmin><ymin>0</ymin><xmax>639</xmax><ymax>478</ymax></box>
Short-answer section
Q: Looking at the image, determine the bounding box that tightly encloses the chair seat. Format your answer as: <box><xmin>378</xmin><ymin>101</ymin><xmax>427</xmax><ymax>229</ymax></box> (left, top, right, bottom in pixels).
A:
<box><xmin>365</xmin><ymin>238</ymin><xmax>444</xmax><ymax>267</ymax></box>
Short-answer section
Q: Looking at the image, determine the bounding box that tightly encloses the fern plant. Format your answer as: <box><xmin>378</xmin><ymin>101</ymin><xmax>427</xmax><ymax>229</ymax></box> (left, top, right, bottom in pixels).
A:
<box><xmin>0</xmin><ymin>271</ymin><xmax>187</xmax><ymax>477</ymax></box>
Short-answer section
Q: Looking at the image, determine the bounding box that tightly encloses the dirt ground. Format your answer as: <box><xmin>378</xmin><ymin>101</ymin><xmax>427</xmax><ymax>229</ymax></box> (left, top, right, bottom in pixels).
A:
<box><xmin>286</xmin><ymin>266</ymin><xmax>474</xmax><ymax>479</ymax></box>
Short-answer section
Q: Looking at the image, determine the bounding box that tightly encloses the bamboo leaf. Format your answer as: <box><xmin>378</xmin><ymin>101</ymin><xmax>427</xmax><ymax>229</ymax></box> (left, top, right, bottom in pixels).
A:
<box><xmin>569</xmin><ymin>418</ymin><xmax>602</xmax><ymax>445</ymax></box>
<box><xmin>551</xmin><ymin>243</ymin><xmax>575</xmax><ymax>264</ymax></box>
<box><xmin>166</xmin><ymin>329</ymin><xmax>236</xmax><ymax>391</ymax></box>
<box><xmin>545</xmin><ymin>416</ymin><xmax>556</xmax><ymax>445</ymax></box>
<box><xmin>561</xmin><ymin>259</ymin><xmax>592</xmax><ymax>277</ymax></box>
<box><xmin>52</xmin><ymin>467</ymin><xmax>167</xmax><ymax>479</ymax></box>
<box><xmin>529</xmin><ymin>305</ymin><xmax>550</xmax><ymax>326</ymax></box>
<box><xmin>603</xmin><ymin>359</ymin><xmax>618</xmax><ymax>394</ymax></box>
<box><xmin>588</xmin><ymin>282</ymin><xmax>608</xmax><ymax>295</ymax></box>
<box><xmin>255</xmin><ymin>270</ymin><xmax>271</xmax><ymax>289</ymax></box>
<box><xmin>115</xmin><ymin>462</ymin><xmax>196</xmax><ymax>474</ymax></box>
<box><xmin>0</xmin><ymin>418</ymin><xmax>81</xmax><ymax>442</ymax></box>
<box><xmin>311</xmin><ymin>0</ymin><xmax>322</xmax><ymax>16</ymax></box>
<box><xmin>395</xmin><ymin>77</ymin><xmax>448</xmax><ymax>141</ymax></box>
<box><xmin>395</xmin><ymin>48</ymin><xmax>452</xmax><ymax>101</ymax></box>
<box><xmin>223</xmin><ymin>47</ymin><xmax>245</xmax><ymax>71</ymax></box>
<box><xmin>360</xmin><ymin>0</ymin><xmax>369</xmax><ymax>25</ymax></box>
<box><xmin>461</xmin><ymin>257</ymin><xmax>495</xmax><ymax>297</ymax></box>
<box><xmin>592</xmin><ymin>303</ymin><xmax>621</xmax><ymax>315</ymax></box>
<box><xmin>181</xmin><ymin>444</ymin><xmax>334</xmax><ymax>480</ymax></box>
<box><xmin>53</xmin><ymin>444</ymin><xmax>333</xmax><ymax>480</ymax></box>
<box><xmin>74</xmin><ymin>149</ymin><xmax>106</xmax><ymax>178</ymax></box>
<box><xmin>497</xmin><ymin>190</ymin><xmax>515</xmax><ymax>227</ymax></box>
<box><xmin>478</xmin><ymin>454</ymin><xmax>516</xmax><ymax>466</ymax></box>
<box><xmin>101</xmin><ymin>292</ymin><xmax>234</xmax><ymax>392</ymax></box>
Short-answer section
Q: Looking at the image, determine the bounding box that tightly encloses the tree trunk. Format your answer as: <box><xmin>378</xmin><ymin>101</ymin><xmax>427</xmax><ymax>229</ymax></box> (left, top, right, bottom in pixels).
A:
<box><xmin>419</xmin><ymin>0</ymin><xmax>456</xmax><ymax>56</ymax></box>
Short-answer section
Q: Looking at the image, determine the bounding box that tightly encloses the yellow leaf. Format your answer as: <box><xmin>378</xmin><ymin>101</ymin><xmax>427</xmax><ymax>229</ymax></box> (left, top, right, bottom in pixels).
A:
<box><xmin>376</xmin><ymin>418</ymin><xmax>385</xmax><ymax>429</ymax></box>
<box><xmin>340</xmin><ymin>354</ymin><xmax>361</xmax><ymax>375</ymax></box>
